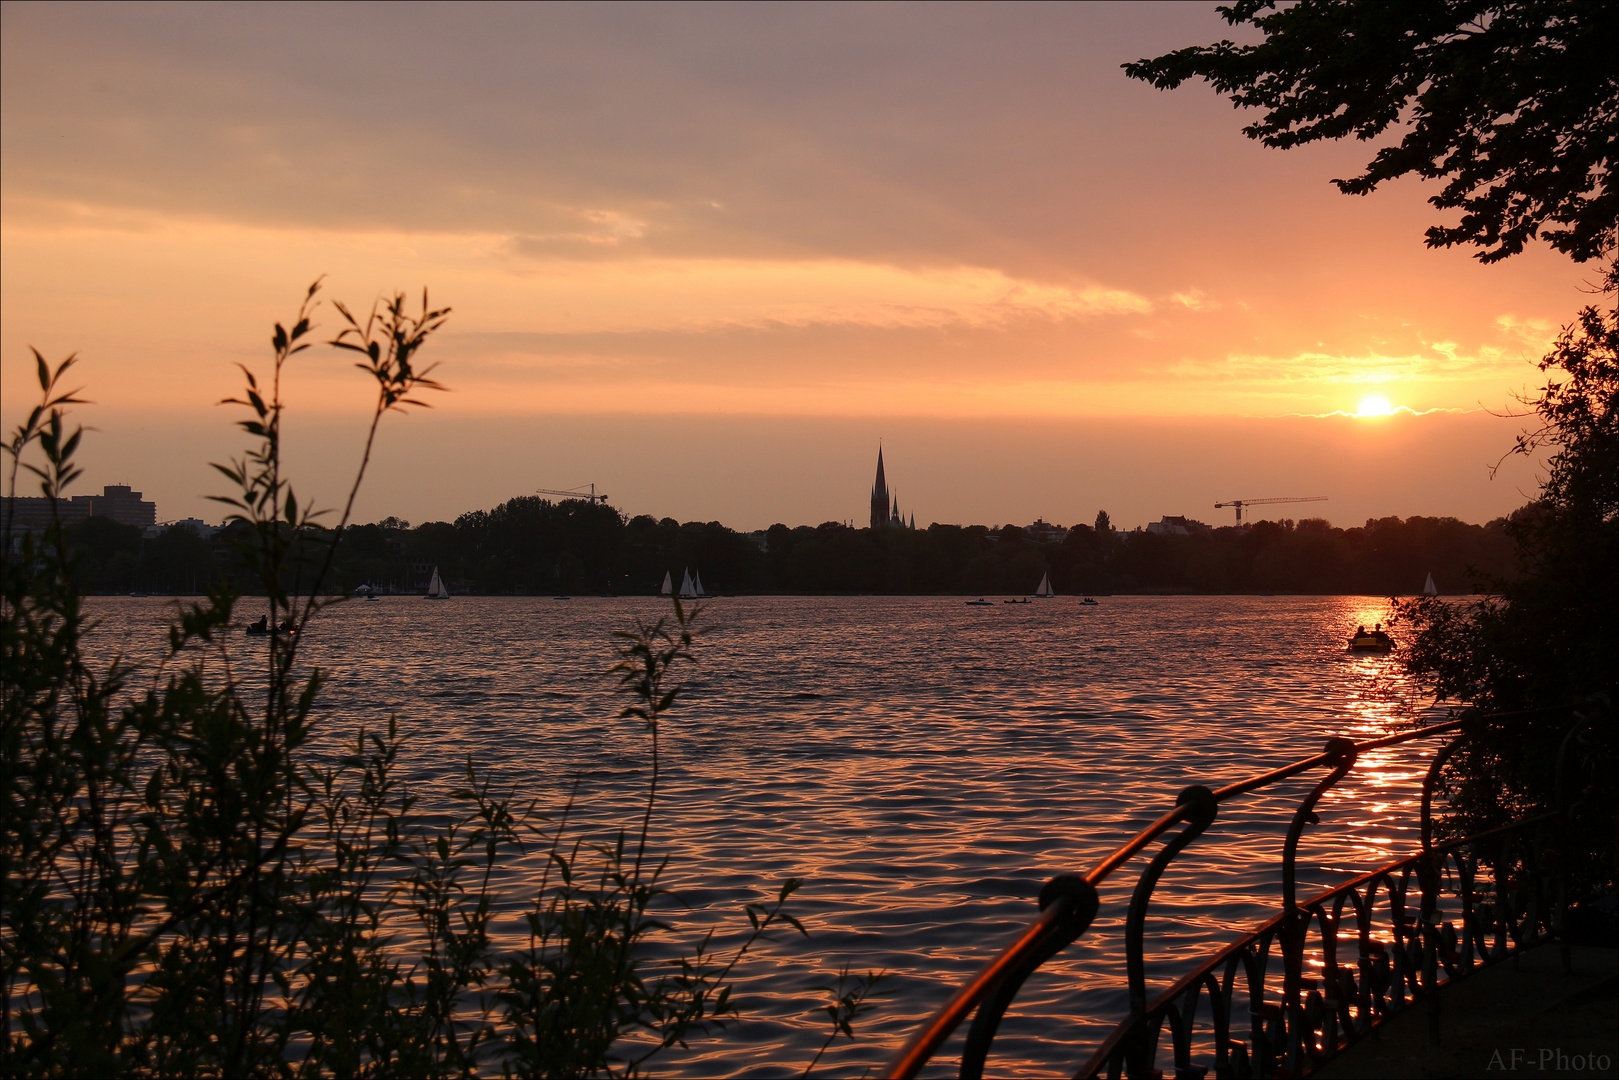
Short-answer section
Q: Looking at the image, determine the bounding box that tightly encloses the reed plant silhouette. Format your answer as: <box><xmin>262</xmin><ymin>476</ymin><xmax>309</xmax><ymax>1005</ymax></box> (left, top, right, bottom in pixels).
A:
<box><xmin>1</xmin><ymin>283</ymin><xmax>881</xmax><ymax>1077</ymax></box>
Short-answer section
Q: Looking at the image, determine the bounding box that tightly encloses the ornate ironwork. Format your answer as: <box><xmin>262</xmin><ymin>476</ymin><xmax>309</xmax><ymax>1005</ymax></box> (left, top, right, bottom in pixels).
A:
<box><xmin>884</xmin><ymin>699</ymin><xmax>1608</xmax><ymax>1080</ymax></box>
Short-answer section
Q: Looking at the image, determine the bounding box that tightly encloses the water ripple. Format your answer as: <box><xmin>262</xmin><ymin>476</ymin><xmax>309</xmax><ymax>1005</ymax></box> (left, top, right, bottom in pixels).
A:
<box><xmin>83</xmin><ymin>594</ymin><xmax>1433</xmax><ymax>1078</ymax></box>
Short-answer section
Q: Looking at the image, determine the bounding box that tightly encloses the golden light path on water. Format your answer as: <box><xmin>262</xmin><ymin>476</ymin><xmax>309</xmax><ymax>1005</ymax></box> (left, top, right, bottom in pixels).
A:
<box><xmin>86</xmin><ymin>594</ymin><xmax>1450</xmax><ymax>1077</ymax></box>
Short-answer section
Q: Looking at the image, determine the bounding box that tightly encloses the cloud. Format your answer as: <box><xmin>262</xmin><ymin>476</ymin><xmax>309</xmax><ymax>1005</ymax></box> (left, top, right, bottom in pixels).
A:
<box><xmin>477</xmin><ymin>256</ymin><xmax>1153</xmax><ymax>333</ymax></box>
<box><xmin>1170</xmin><ymin>289</ymin><xmax>1218</xmax><ymax>311</ymax></box>
<box><xmin>1297</xmin><ymin>406</ymin><xmax>1472</xmax><ymax>419</ymax></box>
<box><xmin>0</xmin><ymin>2</ymin><xmax>1309</xmax><ymax>278</ymax></box>
<box><xmin>1493</xmin><ymin>313</ymin><xmax>1557</xmax><ymax>342</ymax></box>
<box><xmin>1157</xmin><ymin>334</ymin><xmax>1542</xmax><ymax>387</ymax></box>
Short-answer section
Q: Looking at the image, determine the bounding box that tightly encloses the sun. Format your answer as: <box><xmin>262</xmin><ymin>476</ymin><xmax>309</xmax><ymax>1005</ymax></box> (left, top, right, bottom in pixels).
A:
<box><xmin>1356</xmin><ymin>395</ymin><xmax>1394</xmax><ymax>417</ymax></box>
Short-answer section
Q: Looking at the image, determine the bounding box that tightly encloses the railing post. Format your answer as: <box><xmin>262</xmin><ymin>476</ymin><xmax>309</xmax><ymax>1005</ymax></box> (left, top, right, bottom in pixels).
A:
<box><xmin>1280</xmin><ymin>738</ymin><xmax>1355</xmax><ymax>1071</ymax></box>
<box><xmin>955</xmin><ymin>875</ymin><xmax>1099</xmax><ymax>1080</ymax></box>
<box><xmin>1414</xmin><ymin>837</ymin><xmax>1444</xmax><ymax>1047</ymax></box>
<box><xmin>1120</xmin><ymin>786</ymin><xmax>1218</xmax><ymax>1077</ymax></box>
<box><xmin>1553</xmin><ymin>697</ymin><xmax>1607</xmax><ymax>975</ymax></box>
<box><xmin>1494</xmin><ymin>834</ymin><xmax>1514</xmax><ymax>963</ymax></box>
<box><xmin>1419</xmin><ymin>709</ymin><xmax>1478</xmax><ymax>852</ymax></box>
<box><xmin>1282</xmin><ymin>739</ymin><xmax>1357</xmax><ymax>914</ymax></box>
<box><xmin>1457</xmin><ymin>852</ymin><xmax>1479</xmax><ymax>971</ymax></box>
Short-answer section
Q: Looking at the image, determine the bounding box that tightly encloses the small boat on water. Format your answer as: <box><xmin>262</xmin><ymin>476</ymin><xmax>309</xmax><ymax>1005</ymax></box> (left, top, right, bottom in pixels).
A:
<box><xmin>1080</xmin><ymin>596</ymin><xmax>1099</xmax><ymax>606</ymax></box>
<box><xmin>1423</xmin><ymin>572</ymin><xmax>1438</xmax><ymax>596</ymax></box>
<box><xmin>424</xmin><ymin>567</ymin><xmax>451</xmax><ymax>599</ymax></box>
<box><xmin>966</xmin><ymin>598</ymin><xmax>994</xmax><ymax>606</ymax></box>
<box><xmin>1034</xmin><ymin>572</ymin><xmax>1055</xmax><ymax>598</ymax></box>
<box><xmin>1004</xmin><ymin>597</ymin><xmax>1031</xmax><ymax>604</ymax></box>
<box><xmin>1348</xmin><ymin>624</ymin><xmax>1394</xmax><ymax>652</ymax></box>
<box><xmin>245</xmin><ymin>615</ymin><xmax>296</xmax><ymax>637</ymax></box>
<box><xmin>660</xmin><ymin>571</ymin><xmax>673</xmax><ymax>597</ymax></box>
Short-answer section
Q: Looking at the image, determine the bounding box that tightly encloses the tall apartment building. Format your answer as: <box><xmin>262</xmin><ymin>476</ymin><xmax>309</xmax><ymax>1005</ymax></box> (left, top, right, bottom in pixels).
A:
<box><xmin>3</xmin><ymin>485</ymin><xmax>158</xmax><ymax>532</ymax></box>
<box><xmin>83</xmin><ymin>485</ymin><xmax>157</xmax><ymax>527</ymax></box>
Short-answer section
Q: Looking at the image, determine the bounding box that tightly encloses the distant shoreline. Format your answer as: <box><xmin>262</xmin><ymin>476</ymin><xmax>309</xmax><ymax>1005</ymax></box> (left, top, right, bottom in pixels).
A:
<box><xmin>83</xmin><ymin>590</ymin><xmax>1469</xmax><ymax>600</ymax></box>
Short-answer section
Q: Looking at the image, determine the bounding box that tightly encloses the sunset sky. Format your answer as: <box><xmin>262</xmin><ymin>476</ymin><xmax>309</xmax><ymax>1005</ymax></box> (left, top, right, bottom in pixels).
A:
<box><xmin>1</xmin><ymin>2</ymin><xmax>1588</xmax><ymax>531</ymax></box>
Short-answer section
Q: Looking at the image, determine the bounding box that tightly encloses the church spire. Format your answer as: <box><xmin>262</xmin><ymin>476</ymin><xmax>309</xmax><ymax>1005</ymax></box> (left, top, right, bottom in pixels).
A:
<box><xmin>869</xmin><ymin>445</ymin><xmax>890</xmax><ymax>529</ymax></box>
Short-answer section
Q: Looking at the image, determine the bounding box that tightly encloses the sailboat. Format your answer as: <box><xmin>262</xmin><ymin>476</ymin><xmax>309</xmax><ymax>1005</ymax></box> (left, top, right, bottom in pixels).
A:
<box><xmin>424</xmin><ymin>566</ymin><xmax>451</xmax><ymax>599</ymax></box>
<box><xmin>1034</xmin><ymin>572</ymin><xmax>1055</xmax><ymax>598</ymax></box>
<box><xmin>660</xmin><ymin>571</ymin><xmax>673</xmax><ymax>597</ymax></box>
<box><xmin>678</xmin><ymin>568</ymin><xmax>697</xmax><ymax>599</ymax></box>
<box><xmin>1423</xmin><ymin>572</ymin><xmax>1438</xmax><ymax>596</ymax></box>
<box><xmin>693</xmin><ymin>570</ymin><xmax>706</xmax><ymax>597</ymax></box>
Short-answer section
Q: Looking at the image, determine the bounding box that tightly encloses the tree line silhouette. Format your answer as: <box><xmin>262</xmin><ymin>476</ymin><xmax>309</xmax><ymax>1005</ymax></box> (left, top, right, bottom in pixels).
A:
<box><xmin>63</xmin><ymin>495</ymin><xmax>1518</xmax><ymax>597</ymax></box>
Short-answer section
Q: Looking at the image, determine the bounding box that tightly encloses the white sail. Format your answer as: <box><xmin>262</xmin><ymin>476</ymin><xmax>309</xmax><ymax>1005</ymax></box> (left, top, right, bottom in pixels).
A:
<box><xmin>1423</xmin><ymin>572</ymin><xmax>1438</xmax><ymax>596</ymax></box>
<box><xmin>694</xmin><ymin>570</ymin><xmax>705</xmax><ymax>597</ymax></box>
<box><xmin>679</xmin><ymin>568</ymin><xmax>696</xmax><ymax>598</ymax></box>
<box><xmin>425</xmin><ymin>567</ymin><xmax>450</xmax><ymax>599</ymax></box>
<box><xmin>1035</xmin><ymin>572</ymin><xmax>1054</xmax><ymax>598</ymax></box>
<box><xmin>660</xmin><ymin>571</ymin><xmax>673</xmax><ymax>596</ymax></box>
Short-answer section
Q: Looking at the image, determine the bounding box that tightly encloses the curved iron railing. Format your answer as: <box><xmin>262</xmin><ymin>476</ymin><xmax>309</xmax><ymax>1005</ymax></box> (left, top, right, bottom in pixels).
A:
<box><xmin>885</xmin><ymin>699</ymin><xmax>1609</xmax><ymax>1079</ymax></box>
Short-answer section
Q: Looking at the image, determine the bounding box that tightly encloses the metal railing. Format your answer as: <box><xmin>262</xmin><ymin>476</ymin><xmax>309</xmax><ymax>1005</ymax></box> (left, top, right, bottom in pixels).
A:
<box><xmin>885</xmin><ymin>699</ymin><xmax>1609</xmax><ymax>1079</ymax></box>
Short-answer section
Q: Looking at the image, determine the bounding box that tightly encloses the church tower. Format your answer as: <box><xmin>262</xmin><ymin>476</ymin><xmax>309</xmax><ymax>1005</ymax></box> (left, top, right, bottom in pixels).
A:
<box><xmin>870</xmin><ymin>447</ymin><xmax>890</xmax><ymax>530</ymax></box>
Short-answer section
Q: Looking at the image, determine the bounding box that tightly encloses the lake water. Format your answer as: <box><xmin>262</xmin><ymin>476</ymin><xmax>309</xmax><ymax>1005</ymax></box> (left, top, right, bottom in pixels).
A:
<box><xmin>85</xmin><ymin>594</ymin><xmax>1438</xmax><ymax>1077</ymax></box>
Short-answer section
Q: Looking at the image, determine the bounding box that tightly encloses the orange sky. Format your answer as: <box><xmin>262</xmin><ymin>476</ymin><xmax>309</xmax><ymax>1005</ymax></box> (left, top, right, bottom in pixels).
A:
<box><xmin>1</xmin><ymin>2</ymin><xmax>1581</xmax><ymax>530</ymax></box>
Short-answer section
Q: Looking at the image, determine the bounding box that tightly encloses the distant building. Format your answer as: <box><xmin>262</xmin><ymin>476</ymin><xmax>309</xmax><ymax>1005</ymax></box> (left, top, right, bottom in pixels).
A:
<box><xmin>4</xmin><ymin>496</ymin><xmax>90</xmax><ymax>532</ymax></box>
<box><xmin>1146</xmin><ymin>515</ymin><xmax>1212</xmax><ymax>537</ymax></box>
<box><xmin>1024</xmin><ymin>519</ymin><xmax>1067</xmax><ymax>544</ymax></box>
<box><xmin>868</xmin><ymin>447</ymin><xmax>915</xmax><ymax>530</ymax></box>
<box><xmin>4</xmin><ymin>484</ymin><xmax>157</xmax><ymax>533</ymax></box>
<box><xmin>870</xmin><ymin>448</ymin><xmax>890</xmax><ymax>529</ymax></box>
<box><xmin>87</xmin><ymin>485</ymin><xmax>157</xmax><ymax>527</ymax></box>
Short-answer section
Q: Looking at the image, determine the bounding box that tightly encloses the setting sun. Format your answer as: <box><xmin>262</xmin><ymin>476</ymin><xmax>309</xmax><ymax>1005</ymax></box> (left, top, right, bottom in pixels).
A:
<box><xmin>1357</xmin><ymin>395</ymin><xmax>1394</xmax><ymax>417</ymax></box>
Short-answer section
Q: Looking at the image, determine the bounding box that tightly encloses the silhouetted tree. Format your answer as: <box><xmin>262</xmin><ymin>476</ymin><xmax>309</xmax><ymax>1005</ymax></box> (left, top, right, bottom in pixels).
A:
<box><xmin>1402</xmin><ymin>292</ymin><xmax>1617</xmax><ymax>710</ymax></box>
<box><xmin>143</xmin><ymin>523</ymin><xmax>214</xmax><ymax>594</ymax></box>
<box><xmin>1125</xmin><ymin>1</ymin><xmax>1618</xmax><ymax>263</ymax></box>
<box><xmin>67</xmin><ymin>516</ymin><xmax>141</xmax><ymax>593</ymax></box>
<box><xmin>1397</xmin><ymin>286</ymin><xmax>1616</xmax><ymax>881</ymax></box>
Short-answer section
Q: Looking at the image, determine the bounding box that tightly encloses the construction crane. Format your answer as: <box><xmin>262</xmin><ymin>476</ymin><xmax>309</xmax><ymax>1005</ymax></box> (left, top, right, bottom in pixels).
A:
<box><xmin>1213</xmin><ymin>495</ymin><xmax>1327</xmax><ymax>524</ymax></box>
<box><xmin>535</xmin><ymin>483</ymin><xmax>609</xmax><ymax>504</ymax></box>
